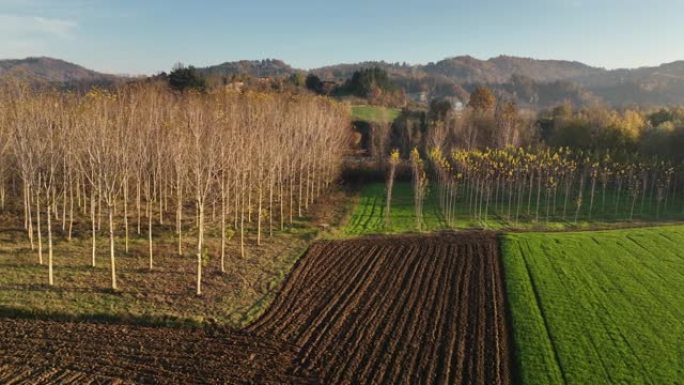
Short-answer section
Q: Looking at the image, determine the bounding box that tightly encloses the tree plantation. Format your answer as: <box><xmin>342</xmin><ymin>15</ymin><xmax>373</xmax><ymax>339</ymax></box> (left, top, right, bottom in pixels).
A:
<box><xmin>0</xmin><ymin>82</ymin><xmax>350</xmax><ymax>295</ymax></box>
<box><xmin>429</xmin><ymin>146</ymin><xmax>684</xmax><ymax>227</ymax></box>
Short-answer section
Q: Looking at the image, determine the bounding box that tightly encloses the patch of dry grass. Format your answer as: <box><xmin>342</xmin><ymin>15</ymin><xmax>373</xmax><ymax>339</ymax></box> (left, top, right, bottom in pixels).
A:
<box><xmin>0</xmin><ymin>190</ymin><xmax>350</xmax><ymax>328</ymax></box>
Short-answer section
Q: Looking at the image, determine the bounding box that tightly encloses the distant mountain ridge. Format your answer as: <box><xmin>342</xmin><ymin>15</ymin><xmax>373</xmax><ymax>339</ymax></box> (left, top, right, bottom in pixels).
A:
<box><xmin>4</xmin><ymin>55</ymin><xmax>684</xmax><ymax>107</ymax></box>
<box><xmin>0</xmin><ymin>57</ymin><xmax>119</xmax><ymax>87</ymax></box>
<box><xmin>197</xmin><ymin>59</ymin><xmax>298</xmax><ymax>78</ymax></box>
<box><xmin>199</xmin><ymin>55</ymin><xmax>684</xmax><ymax>107</ymax></box>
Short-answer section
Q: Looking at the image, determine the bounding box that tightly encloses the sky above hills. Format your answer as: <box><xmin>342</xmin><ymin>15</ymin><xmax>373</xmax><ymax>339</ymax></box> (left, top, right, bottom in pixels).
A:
<box><xmin>1</xmin><ymin>0</ymin><xmax>683</xmax><ymax>75</ymax></box>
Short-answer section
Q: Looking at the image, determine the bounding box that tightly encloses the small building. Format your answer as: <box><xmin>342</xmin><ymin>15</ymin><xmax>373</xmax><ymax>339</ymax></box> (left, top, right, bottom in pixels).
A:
<box><xmin>407</xmin><ymin>91</ymin><xmax>429</xmax><ymax>104</ymax></box>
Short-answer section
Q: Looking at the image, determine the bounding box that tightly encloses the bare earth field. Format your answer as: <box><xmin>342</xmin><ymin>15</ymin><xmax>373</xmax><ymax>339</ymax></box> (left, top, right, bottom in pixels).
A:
<box><xmin>0</xmin><ymin>318</ymin><xmax>317</xmax><ymax>385</ymax></box>
<box><xmin>250</xmin><ymin>232</ymin><xmax>512</xmax><ymax>385</ymax></box>
<box><xmin>0</xmin><ymin>232</ymin><xmax>511</xmax><ymax>385</ymax></box>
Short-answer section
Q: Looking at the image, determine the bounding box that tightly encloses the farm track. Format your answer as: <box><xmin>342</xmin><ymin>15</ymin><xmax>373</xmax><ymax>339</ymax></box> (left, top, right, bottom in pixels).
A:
<box><xmin>249</xmin><ymin>232</ymin><xmax>512</xmax><ymax>385</ymax></box>
<box><xmin>0</xmin><ymin>231</ymin><xmax>512</xmax><ymax>384</ymax></box>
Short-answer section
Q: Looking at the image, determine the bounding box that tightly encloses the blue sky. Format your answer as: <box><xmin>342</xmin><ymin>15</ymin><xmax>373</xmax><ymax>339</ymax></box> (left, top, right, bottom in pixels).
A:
<box><xmin>1</xmin><ymin>0</ymin><xmax>683</xmax><ymax>75</ymax></box>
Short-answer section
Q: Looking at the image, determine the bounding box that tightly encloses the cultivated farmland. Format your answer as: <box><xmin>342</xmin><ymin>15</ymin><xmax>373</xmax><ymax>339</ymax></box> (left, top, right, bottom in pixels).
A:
<box><xmin>0</xmin><ymin>318</ymin><xmax>316</xmax><ymax>385</ymax></box>
<box><xmin>249</xmin><ymin>232</ymin><xmax>512</xmax><ymax>385</ymax></box>
<box><xmin>502</xmin><ymin>225</ymin><xmax>684</xmax><ymax>385</ymax></box>
<box><xmin>0</xmin><ymin>232</ymin><xmax>512</xmax><ymax>385</ymax></box>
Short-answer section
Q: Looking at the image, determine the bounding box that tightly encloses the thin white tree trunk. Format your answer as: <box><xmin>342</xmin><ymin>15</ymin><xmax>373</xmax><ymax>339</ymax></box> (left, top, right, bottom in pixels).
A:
<box><xmin>124</xmin><ymin>178</ymin><xmax>129</xmax><ymax>252</ymax></box>
<box><xmin>196</xmin><ymin>201</ymin><xmax>204</xmax><ymax>296</ymax></box>
<box><xmin>47</xmin><ymin>197</ymin><xmax>54</xmax><ymax>286</ymax></box>
<box><xmin>108</xmin><ymin>203</ymin><xmax>117</xmax><ymax>290</ymax></box>
<box><xmin>91</xmin><ymin>188</ymin><xmax>96</xmax><ymax>267</ymax></box>
<box><xmin>136</xmin><ymin>175</ymin><xmax>141</xmax><ymax>235</ymax></box>
<box><xmin>61</xmin><ymin>176</ymin><xmax>67</xmax><ymax>230</ymax></box>
<box><xmin>26</xmin><ymin>183</ymin><xmax>35</xmax><ymax>250</ymax></box>
<box><xmin>97</xmin><ymin>179</ymin><xmax>102</xmax><ymax>230</ymax></box>
<box><xmin>176</xmin><ymin>179</ymin><xmax>183</xmax><ymax>256</ymax></box>
<box><xmin>68</xmin><ymin>175</ymin><xmax>74</xmax><ymax>241</ymax></box>
<box><xmin>220</xmin><ymin>177</ymin><xmax>226</xmax><ymax>273</ymax></box>
<box><xmin>148</xmin><ymin>200</ymin><xmax>153</xmax><ymax>270</ymax></box>
<box><xmin>36</xmin><ymin>188</ymin><xmax>43</xmax><ymax>265</ymax></box>
<box><xmin>257</xmin><ymin>182</ymin><xmax>262</xmax><ymax>246</ymax></box>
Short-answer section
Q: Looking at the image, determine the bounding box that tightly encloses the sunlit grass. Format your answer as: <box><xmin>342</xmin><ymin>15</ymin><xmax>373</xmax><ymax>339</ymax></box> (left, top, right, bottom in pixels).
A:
<box><xmin>343</xmin><ymin>182</ymin><xmax>684</xmax><ymax>235</ymax></box>
<box><xmin>502</xmin><ymin>226</ymin><xmax>684</xmax><ymax>385</ymax></box>
<box><xmin>351</xmin><ymin>105</ymin><xmax>401</xmax><ymax>124</ymax></box>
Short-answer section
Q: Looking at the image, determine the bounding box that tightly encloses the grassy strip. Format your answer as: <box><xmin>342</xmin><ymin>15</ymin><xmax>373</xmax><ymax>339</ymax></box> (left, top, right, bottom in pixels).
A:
<box><xmin>351</xmin><ymin>105</ymin><xmax>401</xmax><ymax>124</ymax></box>
<box><xmin>343</xmin><ymin>182</ymin><xmax>684</xmax><ymax>235</ymax></box>
<box><xmin>343</xmin><ymin>182</ymin><xmax>448</xmax><ymax>235</ymax></box>
<box><xmin>501</xmin><ymin>226</ymin><xmax>684</xmax><ymax>385</ymax></box>
<box><xmin>0</xmin><ymin>305</ymin><xmax>203</xmax><ymax>328</ymax></box>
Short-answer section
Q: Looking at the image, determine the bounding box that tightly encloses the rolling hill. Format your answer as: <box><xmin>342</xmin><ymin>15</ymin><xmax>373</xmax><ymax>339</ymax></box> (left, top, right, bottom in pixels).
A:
<box><xmin>5</xmin><ymin>55</ymin><xmax>684</xmax><ymax>107</ymax></box>
<box><xmin>200</xmin><ymin>55</ymin><xmax>684</xmax><ymax>107</ymax></box>
<box><xmin>0</xmin><ymin>57</ymin><xmax>120</xmax><ymax>89</ymax></box>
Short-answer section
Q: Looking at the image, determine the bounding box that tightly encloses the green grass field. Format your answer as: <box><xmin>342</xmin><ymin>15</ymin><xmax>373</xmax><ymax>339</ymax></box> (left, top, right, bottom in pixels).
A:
<box><xmin>343</xmin><ymin>182</ymin><xmax>448</xmax><ymax>234</ymax></box>
<box><xmin>343</xmin><ymin>182</ymin><xmax>684</xmax><ymax>235</ymax></box>
<box><xmin>351</xmin><ymin>105</ymin><xmax>401</xmax><ymax>124</ymax></box>
<box><xmin>502</xmin><ymin>226</ymin><xmax>684</xmax><ymax>385</ymax></box>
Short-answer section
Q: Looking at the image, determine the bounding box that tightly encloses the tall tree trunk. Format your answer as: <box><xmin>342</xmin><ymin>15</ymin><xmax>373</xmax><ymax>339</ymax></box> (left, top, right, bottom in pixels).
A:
<box><xmin>298</xmin><ymin>162</ymin><xmax>303</xmax><ymax>217</ymax></box>
<box><xmin>240</xmin><ymin>173</ymin><xmax>246</xmax><ymax>259</ymax></box>
<box><xmin>91</xmin><ymin>186</ymin><xmax>97</xmax><ymax>267</ymax></box>
<box><xmin>588</xmin><ymin>175</ymin><xmax>597</xmax><ymax>219</ymax></box>
<box><xmin>257</xmin><ymin>181</ymin><xmax>262</xmax><ymax>246</ymax></box>
<box><xmin>47</xmin><ymin>196</ymin><xmax>54</xmax><ymax>286</ymax></box>
<box><xmin>68</xmin><ymin>175</ymin><xmax>74</xmax><ymax>241</ymax></box>
<box><xmin>279</xmin><ymin>164</ymin><xmax>284</xmax><ymax>231</ymax></box>
<box><xmin>26</xmin><ymin>183</ymin><xmax>35</xmax><ymax>251</ymax></box>
<box><xmin>220</xmin><ymin>177</ymin><xmax>226</xmax><ymax>273</ymax></box>
<box><xmin>176</xmin><ymin>179</ymin><xmax>183</xmax><ymax>256</ymax></box>
<box><xmin>136</xmin><ymin>175</ymin><xmax>142</xmax><ymax>235</ymax></box>
<box><xmin>108</xmin><ymin>203</ymin><xmax>117</xmax><ymax>290</ymax></box>
<box><xmin>124</xmin><ymin>178</ymin><xmax>129</xmax><ymax>252</ymax></box>
<box><xmin>268</xmin><ymin>172</ymin><xmax>273</xmax><ymax>237</ymax></box>
<box><xmin>148</xmin><ymin>200</ymin><xmax>153</xmax><ymax>270</ymax></box>
<box><xmin>385</xmin><ymin>165</ymin><xmax>396</xmax><ymax>227</ymax></box>
<box><xmin>289</xmin><ymin>162</ymin><xmax>294</xmax><ymax>224</ymax></box>
<box><xmin>97</xmin><ymin>179</ymin><xmax>102</xmax><ymax>231</ymax></box>
<box><xmin>61</xmin><ymin>173</ymin><xmax>67</xmax><ymax>231</ymax></box>
<box><xmin>196</xmin><ymin>201</ymin><xmax>204</xmax><ymax>296</ymax></box>
<box><xmin>36</xmin><ymin>188</ymin><xmax>43</xmax><ymax>265</ymax></box>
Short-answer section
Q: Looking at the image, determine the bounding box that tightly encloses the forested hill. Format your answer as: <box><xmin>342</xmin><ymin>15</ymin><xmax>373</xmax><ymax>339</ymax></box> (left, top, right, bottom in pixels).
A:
<box><xmin>5</xmin><ymin>55</ymin><xmax>684</xmax><ymax>107</ymax></box>
<box><xmin>0</xmin><ymin>57</ymin><xmax>120</xmax><ymax>89</ymax></box>
<box><xmin>198</xmin><ymin>55</ymin><xmax>684</xmax><ymax>107</ymax></box>
<box><xmin>314</xmin><ymin>56</ymin><xmax>604</xmax><ymax>83</ymax></box>
<box><xmin>197</xmin><ymin>59</ymin><xmax>298</xmax><ymax>78</ymax></box>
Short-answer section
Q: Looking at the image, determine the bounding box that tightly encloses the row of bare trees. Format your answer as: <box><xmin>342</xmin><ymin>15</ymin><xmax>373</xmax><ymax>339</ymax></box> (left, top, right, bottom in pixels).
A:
<box><xmin>0</xmin><ymin>82</ymin><xmax>350</xmax><ymax>294</ymax></box>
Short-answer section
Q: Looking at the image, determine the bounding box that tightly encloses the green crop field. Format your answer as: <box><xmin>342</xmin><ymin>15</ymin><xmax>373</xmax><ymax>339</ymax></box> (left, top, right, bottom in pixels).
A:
<box><xmin>502</xmin><ymin>226</ymin><xmax>684</xmax><ymax>385</ymax></box>
<box><xmin>351</xmin><ymin>105</ymin><xmax>401</xmax><ymax>124</ymax></box>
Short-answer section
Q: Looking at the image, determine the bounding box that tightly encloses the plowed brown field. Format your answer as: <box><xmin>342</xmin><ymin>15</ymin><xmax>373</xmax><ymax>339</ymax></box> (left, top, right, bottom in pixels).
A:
<box><xmin>0</xmin><ymin>319</ymin><xmax>317</xmax><ymax>385</ymax></box>
<box><xmin>249</xmin><ymin>232</ymin><xmax>512</xmax><ymax>385</ymax></box>
<box><xmin>0</xmin><ymin>232</ymin><xmax>512</xmax><ymax>384</ymax></box>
